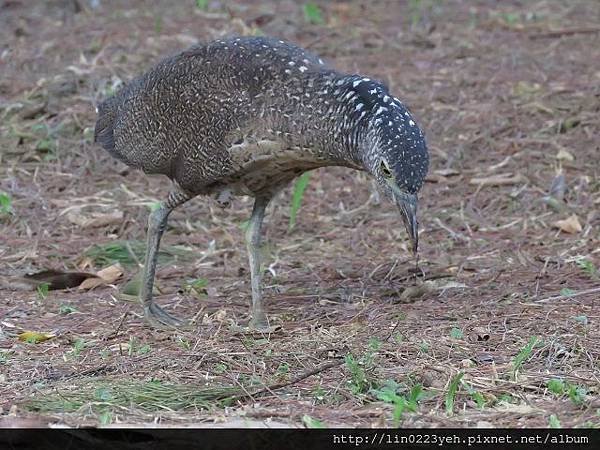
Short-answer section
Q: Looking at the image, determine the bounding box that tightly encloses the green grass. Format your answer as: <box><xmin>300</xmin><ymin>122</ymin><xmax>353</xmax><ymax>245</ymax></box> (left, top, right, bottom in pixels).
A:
<box><xmin>288</xmin><ymin>172</ymin><xmax>312</xmax><ymax>231</ymax></box>
<box><xmin>0</xmin><ymin>192</ymin><xmax>12</xmax><ymax>216</ymax></box>
<box><xmin>548</xmin><ymin>414</ymin><xmax>561</xmax><ymax>428</ymax></box>
<box><xmin>84</xmin><ymin>240</ymin><xmax>192</xmax><ymax>267</ymax></box>
<box><xmin>195</xmin><ymin>0</ymin><xmax>208</xmax><ymax>10</ymax></box>
<box><xmin>511</xmin><ymin>336</ymin><xmax>539</xmax><ymax>380</ymax></box>
<box><xmin>36</xmin><ymin>283</ymin><xmax>49</xmax><ymax>300</ymax></box>
<box><xmin>58</xmin><ymin>304</ymin><xmax>78</xmax><ymax>315</ymax></box>
<box><xmin>576</xmin><ymin>258</ymin><xmax>598</xmax><ymax>280</ymax></box>
<box><xmin>450</xmin><ymin>327</ymin><xmax>463</xmax><ymax>339</ymax></box>
<box><xmin>547</xmin><ymin>379</ymin><xmax>587</xmax><ymax>407</ymax></box>
<box><xmin>345</xmin><ymin>339</ymin><xmax>381</xmax><ymax>395</ymax></box>
<box><xmin>445</xmin><ymin>372</ymin><xmax>464</xmax><ymax>415</ymax></box>
<box><xmin>26</xmin><ymin>379</ymin><xmax>241</xmax><ymax>414</ymax></box>
<box><xmin>302</xmin><ymin>414</ymin><xmax>326</xmax><ymax>428</ymax></box>
<box><xmin>371</xmin><ymin>379</ymin><xmax>424</xmax><ymax>425</ymax></box>
<box><xmin>303</xmin><ymin>2</ymin><xmax>324</xmax><ymax>25</ymax></box>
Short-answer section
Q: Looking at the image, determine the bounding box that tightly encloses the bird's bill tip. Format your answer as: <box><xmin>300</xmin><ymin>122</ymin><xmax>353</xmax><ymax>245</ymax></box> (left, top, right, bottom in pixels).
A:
<box><xmin>393</xmin><ymin>191</ymin><xmax>419</xmax><ymax>254</ymax></box>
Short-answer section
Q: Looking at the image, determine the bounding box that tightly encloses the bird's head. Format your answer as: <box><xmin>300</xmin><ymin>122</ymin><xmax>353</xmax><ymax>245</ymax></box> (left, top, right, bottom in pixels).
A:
<box><xmin>348</xmin><ymin>79</ymin><xmax>429</xmax><ymax>253</ymax></box>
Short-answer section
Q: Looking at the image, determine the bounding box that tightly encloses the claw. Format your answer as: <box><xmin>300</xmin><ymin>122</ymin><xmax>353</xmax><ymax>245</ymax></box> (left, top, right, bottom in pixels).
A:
<box><xmin>144</xmin><ymin>303</ymin><xmax>186</xmax><ymax>328</ymax></box>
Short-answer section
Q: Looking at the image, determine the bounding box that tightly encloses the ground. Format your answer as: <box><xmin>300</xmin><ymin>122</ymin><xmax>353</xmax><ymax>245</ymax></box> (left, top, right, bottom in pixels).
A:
<box><xmin>0</xmin><ymin>0</ymin><xmax>599</xmax><ymax>428</ymax></box>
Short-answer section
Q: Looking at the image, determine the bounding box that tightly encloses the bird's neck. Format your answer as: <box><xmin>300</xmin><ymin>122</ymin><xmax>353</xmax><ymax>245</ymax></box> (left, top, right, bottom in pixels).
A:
<box><xmin>266</xmin><ymin>72</ymin><xmax>372</xmax><ymax>171</ymax></box>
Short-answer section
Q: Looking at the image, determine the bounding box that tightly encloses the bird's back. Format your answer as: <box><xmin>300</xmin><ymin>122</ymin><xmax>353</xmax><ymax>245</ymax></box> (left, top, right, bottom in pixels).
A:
<box><xmin>95</xmin><ymin>36</ymin><xmax>329</xmax><ymax>192</ymax></box>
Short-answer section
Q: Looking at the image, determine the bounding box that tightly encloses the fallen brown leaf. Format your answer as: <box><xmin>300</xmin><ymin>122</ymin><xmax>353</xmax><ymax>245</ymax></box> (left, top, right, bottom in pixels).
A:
<box><xmin>66</xmin><ymin>210</ymin><xmax>124</xmax><ymax>229</ymax></box>
<box><xmin>553</xmin><ymin>215</ymin><xmax>582</xmax><ymax>234</ymax></box>
<box><xmin>78</xmin><ymin>263</ymin><xmax>124</xmax><ymax>290</ymax></box>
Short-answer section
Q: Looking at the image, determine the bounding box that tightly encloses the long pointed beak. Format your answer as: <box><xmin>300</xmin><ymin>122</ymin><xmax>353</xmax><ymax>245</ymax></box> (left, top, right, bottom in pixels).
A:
<box><xmin>391</xmin><ymin>187</ymin><xmax>419</xmax><ymax>254</ymax></box>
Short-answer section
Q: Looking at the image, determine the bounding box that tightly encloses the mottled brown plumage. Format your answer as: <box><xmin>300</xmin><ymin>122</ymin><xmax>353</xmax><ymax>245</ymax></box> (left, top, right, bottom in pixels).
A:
<box><xmin>95</xmin><ymin>36</ymin><xmax>429</xmax><ymax>329</ymax></box>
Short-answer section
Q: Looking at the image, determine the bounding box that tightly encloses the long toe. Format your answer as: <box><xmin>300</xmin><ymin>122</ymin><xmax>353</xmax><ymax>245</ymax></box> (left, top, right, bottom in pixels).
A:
<box><xmin>248</xmin><ymin>313</ymin><xmax>279</xmax><ymax>333</ymax></box>
<box><xmin>145</xmin><ymin>303</ymin><xmax>186</xmax><ymax>328</ymax></box>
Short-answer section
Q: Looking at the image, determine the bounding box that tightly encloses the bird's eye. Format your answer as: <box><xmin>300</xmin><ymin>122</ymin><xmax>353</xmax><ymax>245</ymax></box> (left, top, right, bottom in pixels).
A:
<box><xmin>380</xmin><ymin>160</ymin><xmax>393</xmax><ymax>179</ymax></box>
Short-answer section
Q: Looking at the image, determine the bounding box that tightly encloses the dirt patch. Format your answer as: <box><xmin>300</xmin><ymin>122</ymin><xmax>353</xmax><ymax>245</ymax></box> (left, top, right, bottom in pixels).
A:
<box><xmin>1</xmin><ymin>0</ymin><xmax>599</xmax><ymax>428</ymax></box>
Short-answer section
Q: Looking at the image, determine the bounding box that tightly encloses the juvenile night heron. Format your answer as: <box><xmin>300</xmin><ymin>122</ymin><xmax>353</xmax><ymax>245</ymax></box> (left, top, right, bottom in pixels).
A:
<box><xmin>94</xmin><ymin>36</ymin><xmax>429</xmax><ymax>329</ymax></box>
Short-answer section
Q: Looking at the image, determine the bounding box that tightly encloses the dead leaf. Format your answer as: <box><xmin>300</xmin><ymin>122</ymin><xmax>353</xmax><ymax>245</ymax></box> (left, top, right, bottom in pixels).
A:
<box><xmin>66</xmin><ymin>210</ymin><xmax>124</xmax><ymax>229</ymax></box>
<box><xmin>469</xmin><ymin>173</ymin><xmax>525</xmax><ymax>186</ymax></box>
<box><xmin>555</xmin><ymin>149</ymin><xmax>574</xmax><ymax>162</ymax></box>
<box><xmin>18</xmin><ymin>331</ymin><xmax>55</xmax><ymax>343</ymax></box>
<box><xmin>78</xmin><ymin>263</ymin><xmax>123</xmax><ymax>290</ymax></box>
<box><xmin>553</xmin><ymin>215</ymin><xmax>582</xmax><ymax>234</ymax></box>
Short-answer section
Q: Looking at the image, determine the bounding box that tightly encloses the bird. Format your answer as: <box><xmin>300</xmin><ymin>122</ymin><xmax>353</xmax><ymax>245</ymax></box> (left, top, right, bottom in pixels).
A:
<box><xmin>94</xmin><ymin>36</ymin><xmax>429</xmax><ymax>330</ymax></box>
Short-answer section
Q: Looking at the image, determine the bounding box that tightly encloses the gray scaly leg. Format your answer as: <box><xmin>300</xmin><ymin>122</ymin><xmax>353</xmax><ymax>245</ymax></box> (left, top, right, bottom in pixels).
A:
<box><xmin>245</xmin><ymin>196</ymin><xmax>271</xmax><ymax>330</ymax></box>
<box><xmin>141</xmin><ymin>188</ymin><xmax>191</xmax><ymax>327</ymax></box>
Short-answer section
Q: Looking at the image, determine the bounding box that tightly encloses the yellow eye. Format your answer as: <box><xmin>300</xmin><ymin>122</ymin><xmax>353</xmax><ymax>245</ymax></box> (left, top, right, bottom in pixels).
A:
<box><xmin>380</xmin><ymin>160</ymin><xmax>392</xmax><ymax>178</ymax></box>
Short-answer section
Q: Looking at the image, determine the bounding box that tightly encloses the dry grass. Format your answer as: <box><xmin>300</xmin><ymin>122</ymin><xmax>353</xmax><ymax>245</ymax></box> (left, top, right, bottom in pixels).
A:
<box><xmin>1</xmin><ymin>0</ymin><xmax>599</xmax><ymax>428</ymax></box>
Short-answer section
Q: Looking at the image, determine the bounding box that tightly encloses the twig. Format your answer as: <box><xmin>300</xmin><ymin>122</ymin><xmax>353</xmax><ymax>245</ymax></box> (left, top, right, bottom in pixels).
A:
<box><xmin>529</xmin><ymin>27</ymin><xmax>600</xmax><ymax>39</ymax></box>
<box><xmin>234</xmin><ymin>359</ymin><xmax>345</xmax><ymax>401</ymax></box>
<box><xmin>535</xmin><ymin>286</ymin><xmax>600</xmax><ymax>303</ymax></box>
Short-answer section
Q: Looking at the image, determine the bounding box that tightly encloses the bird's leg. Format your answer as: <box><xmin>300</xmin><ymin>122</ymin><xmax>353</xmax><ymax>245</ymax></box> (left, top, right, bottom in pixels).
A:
<box><xmin>141</xmin><ymin>188</ymin><xmax>191</xmax><ymax>327</ymax></box>
<box><xmin>245</xmin><ymin>196</ymin><xmax>271</xmax><ymax>330</ymax></box>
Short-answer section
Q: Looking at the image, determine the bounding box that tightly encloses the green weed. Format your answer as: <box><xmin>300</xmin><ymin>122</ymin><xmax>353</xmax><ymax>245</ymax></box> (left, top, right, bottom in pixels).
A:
<box><xmin>450</xmin><ymin>327</ymin><xmax>463</xmax><ymax>339</ymax></box>
<box><xmin>303</xmin><ymin>3</ymin><xmax>324</xmax><ymax>25</ymax></box>
<box><xmin>26</xmin><ymin>379</ymin><xmax>240</xmax><ymax>414</ymax></box>
<box><xmin>59</xmin><ymin>304</ymin><xmax>78</xmax><ymax>315</ymax></box>
<box><xmin>576</xmin><ymin>258</ymin><xmax>598</xmax><ymax>280</ymax></box>
<box><xmin>445</xmin><ymin>372</ymin><xmax>464</xmax><ymax>415</ymax></box>
<box><xmin>371</xmin><ymin>379</ymin><xmax>424</xmax><ymax>425</ymax></box>
<box><xmin>548</xmin><ymin>414</ymin><xmax>561</xmax><ymax>428</ymax></box>
<box><xmin>195</xmin><ymin>0</ymin><xmax>208</xmax><ymax>10</ymax></box>
<box><xmin>36</xmin><ymin>283</ymin><xmax>49</xmax><ymax>300</ymax></box>
<box><xmin>511</xmin><ymin>336</ymin><xmax>539</xmax><ymax>380</ymax></box>
<box><xmin>69</xmin><ymin>338</ymin><xmax>86</xmax><ymax>358</ymax></box>
<box><xmin>85</xmin><ymin>240</ymin><xmax>191</xmax><ymax>267</ymax></box>
<box><xmin>0</xmin><ymin>192</ymin><xmax>13</xmax><ymax>216</ymax></box>
<box><xmin>302</xmin><ymin>414</ymin><xmax>325</xmax><ymax>428</ymax></box>
<box><xmin>288</xmin><ymin>172</ymin><xmax>312</xmax><ymax>231</ymax></box>
<box><xmin>546</xmin><ymin>378</ymin><xmax>587</xmax><ymax>407</ymax></box>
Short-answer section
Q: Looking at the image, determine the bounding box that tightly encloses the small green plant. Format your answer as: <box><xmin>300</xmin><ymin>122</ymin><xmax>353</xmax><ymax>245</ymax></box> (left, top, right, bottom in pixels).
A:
<box><xmin>70</xmin><ymin>338</ymin><xmax>86</xmax><ymax>358</ymax></box>
<box><xmin>176</xmin><ymin>336</ymin><xmax>191</xmax><ymax>350</ymax></box>
<box><xmin>371</xmin><ymin>379</ymin><xmax>424</xmax><ymax>425</ymax></box>
<box><xmin>59</xmin><ymin>304</ymin><xmax>78</xmax><ymax>315</ymax></box>
<box><xmin>548</xmin><ymin>414</ymin><xmax>561</xmax><ymax>428</ymax></box>
<box><xmin>98</xmin><ymin>409</ymin><xmax>113</xmax><ymax>425</ymax></box>
<box><xmin>419</xmin><ymin>341</ymin><xmax>430</xmax><ymax>353</ymax></box>
<box><xmin>546</xmin><ymin>378</ymin><xmax>587</xmax><ymax>407</ymax></box>
<box><xmin>276</xmin><ymin>362</ymin><xmax>290</xmax><ymax>376</ymax></box>
<box><xmin>36</xmin><ymin>283</ymin><xmax>49</xmax><ymax>300</ymax></box>
<box><xmin>463</xmin><ymin>382</ymin><xmax>486</xmax><ymax>409</ymax></box>
<box><xmin>576</xmin><ymin>258</ymin><xmax>598</xmax><ymax>280</ymax></box>
<box><xmin>195</xmin><ymin>0</ymin><xmax>208</xmax><ymax>10</ymax></box>
<box><xmin>511</xmin><ymin>336</ymin><xmax>539</xmax><ymax>380</ymax></box>
<box><xmin>560</xmin><ymin>288</ymin><xmax>575</xmax><ymax>297</ymax></box>
<box><xmin>186</xmin><ymin>278</ymin><xmax>209</xmax><ymax>297</ymax></box>
<box><xmin>303</xmin><ymin>2</ymin><xmax>324</xmax><ymax>25</ymax></box>
<box><xmin>345</xmin><ymin>354</ymin><xmax>369</xmax><ymax>394</ymax></box>
<box><xmin>288</xmin><ymin>172</ymin><xmax>312</xmax><ymax>231</ymax></box>
<box><xmin>302</xmin><ymin>414</ymin><xmax>325</xmax><ymax>428</ymax></box>
<box><xmin>214</xmin><ymin>363</ymin><xmax>228</xmax><ymax>374</ymax></box>
<box><xmin>445</xmin><ymin>372</ymin><xmax>464</xmax><ymax>415</ymax></box>
<box><xmin>0</xmin><ymin>192</ymin><xmax>13</xmax><ymax>216</ymax></box>
<box><xmin>85</xmin><ymin>240</ymin><xmax>191</xmax><ymax>267</ymax></box>
<box><xmin>0</xmin><ymin>351</ymin><xmax>8</xmax><ymax>365</ymax></box>
<box><xmin>450</xmin><ymin>327</ymin><xmax>463</xmax><ymax>339</ymax></box>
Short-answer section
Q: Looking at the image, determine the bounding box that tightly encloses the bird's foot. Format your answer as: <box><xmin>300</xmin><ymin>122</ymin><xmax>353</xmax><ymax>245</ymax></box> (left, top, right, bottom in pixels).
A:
<box><xmin>234</xmin><ymin>313</ymin><xmax>280</xmax><ymax>334</ymax></box>
<box><xmin>144</xmin><ymin>303</ymin><xmax>186</xmax><ymax>328</ymax></box>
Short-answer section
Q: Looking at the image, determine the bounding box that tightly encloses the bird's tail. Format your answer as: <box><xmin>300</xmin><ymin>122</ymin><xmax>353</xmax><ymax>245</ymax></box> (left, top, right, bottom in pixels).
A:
<box><xmin>94</xmin><ymin>97</ymin><xmax>116</xmax><ymax>152</ymax></box>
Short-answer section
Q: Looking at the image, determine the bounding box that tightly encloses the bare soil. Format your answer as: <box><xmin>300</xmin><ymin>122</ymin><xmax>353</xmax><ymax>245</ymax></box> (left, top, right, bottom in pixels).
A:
<box><xmin>1</xmin><ymin>0</ymin><xmax>599</xmax><ymax>428</ymax></box>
